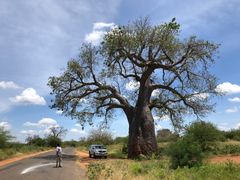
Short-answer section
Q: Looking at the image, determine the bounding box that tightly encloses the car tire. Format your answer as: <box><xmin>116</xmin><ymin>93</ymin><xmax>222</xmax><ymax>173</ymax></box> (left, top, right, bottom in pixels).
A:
<box><xmin>89</xmin><ymin>152</ymin><xmax>92</xmax><ymax>158</ymax></box>
<box><xmin>93</xmin><ymin>153</ymin><xmax>96</xmax><ymax>158</ymax></box>
<box><xmin>104</xmin><ymin>156</ymin><xmax>107</xmax><ymax>159</ymax></box>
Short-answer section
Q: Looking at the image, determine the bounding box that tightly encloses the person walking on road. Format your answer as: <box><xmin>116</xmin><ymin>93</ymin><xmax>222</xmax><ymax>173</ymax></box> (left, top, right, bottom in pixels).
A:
<box><xmin>56</xmin><ymin>144</ymin><xmax>62</xmax><ymax>168</ymax></box>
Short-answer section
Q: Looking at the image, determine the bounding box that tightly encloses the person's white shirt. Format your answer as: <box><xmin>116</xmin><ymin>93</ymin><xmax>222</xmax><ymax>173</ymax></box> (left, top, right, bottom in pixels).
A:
<box><xmin>56</xmin><ymin>146</ymin><xmax>62</xmax><ymax>155</ymax></box>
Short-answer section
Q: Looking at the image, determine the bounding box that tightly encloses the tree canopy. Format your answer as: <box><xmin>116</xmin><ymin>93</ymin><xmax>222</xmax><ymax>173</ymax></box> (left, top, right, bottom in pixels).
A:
<box><xmin>49</xmin><ymin>18</ymin><xmax>219</xmax><ymax>130</ymax></box>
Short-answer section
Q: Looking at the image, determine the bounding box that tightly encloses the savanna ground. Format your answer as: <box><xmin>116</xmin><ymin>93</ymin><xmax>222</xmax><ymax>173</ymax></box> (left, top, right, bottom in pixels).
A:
<box><xmin>75</xmin><ymin>141</ymin><xmax>240</xmax><ymax>180</ymax></box>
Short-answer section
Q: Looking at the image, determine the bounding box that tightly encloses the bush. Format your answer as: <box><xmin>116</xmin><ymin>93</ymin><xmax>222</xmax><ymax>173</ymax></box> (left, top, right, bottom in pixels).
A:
<box><xmin>167</xmin><ymin>136</ymin><xmax>203</xmax><ymax>169</ymax></box>
<box><xmin>26</xmin><ymin>135</ymin><xmax>46</xmax><ymax>146</ymax></box>
<box><xmin>113</xmin><ymin>136</ymin><xmax>128</xmax><ymax>144</ymax></box>
<box><xmin>46</xmin><ymin>136</ymin><xmax>61</xmax><ymax>147</ymax></box>
<box><xmin>86</xmin><ymin>129</ymin><xmax>113</xmax><ymax>145</ymax></box>
<box><xmin>0</xmin><ymin>127</ymin><xmax>13</xmax><ymax>148</ymax></box>
<box><xmin>186</xmin><ymin>121</ymin><xmax>221</xmax><ymax>152</ymax></box>
<box><xmin>122</xmin><ymin>144</ymin><xmax>128</xmax><ymax>154</ymax></box>
<box><xmin>157</xmin><ymin>129</ymin><xmax>179</xmax><ymax>142</ymax></box>
<box><xmin>224</xmin><ymin>129</ymin><xmax>240</xmax><ymax>141</ymax></box>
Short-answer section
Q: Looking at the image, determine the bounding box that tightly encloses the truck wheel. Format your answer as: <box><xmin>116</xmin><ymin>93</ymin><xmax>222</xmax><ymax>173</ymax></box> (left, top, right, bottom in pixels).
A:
<box><xmin>89</xmin><ymin>152</ymin><xmax>92</xmax><ymax>158</ymax></box>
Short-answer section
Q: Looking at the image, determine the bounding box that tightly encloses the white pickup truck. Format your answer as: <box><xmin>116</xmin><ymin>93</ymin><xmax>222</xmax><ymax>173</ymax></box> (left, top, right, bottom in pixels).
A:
<box><xmin>89</xmin><ymin>144</ymin><xmax>107</xmax><ymax>158</ymax></box>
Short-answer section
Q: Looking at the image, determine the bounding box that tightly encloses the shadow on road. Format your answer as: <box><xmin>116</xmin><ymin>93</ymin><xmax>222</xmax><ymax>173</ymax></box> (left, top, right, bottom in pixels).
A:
<box><xmin>33</xmin><ymin>154</ymin><xmax>77</xmax><ymax>162</ymax></box>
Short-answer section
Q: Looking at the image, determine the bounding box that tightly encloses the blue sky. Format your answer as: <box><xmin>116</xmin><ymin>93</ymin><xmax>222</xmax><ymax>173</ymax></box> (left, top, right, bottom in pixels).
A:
<box><xmin>0</xmin><ymin>0</ymin><xmax>240</xmax><ymax>142</ymax></box>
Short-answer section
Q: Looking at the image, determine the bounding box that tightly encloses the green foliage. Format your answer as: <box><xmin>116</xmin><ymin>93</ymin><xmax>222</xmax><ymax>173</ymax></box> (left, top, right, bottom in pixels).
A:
<box><xmin>157</xmin><ymin>129</ymin><xmax>179</xmax><ymax>142</ymax></box>
<box><xmin>213</xmin><ymin>144</ymin><xmax>240</xmax><ymax>155</ymax></box>
<box><xmin>122</xmin><ymin>143</ymin><xmax>128</xmax><ymax>154</ymax></box>
<box><xmin>0</xmin><ymin>127</ymin><xmax>13</xmax><ymax>148</ymax></box>
<box><xmin>224</xmin><ymin>129</ymin><xmax>240</xmax><ymax>141</ymax></box>
<box><xmin>46</xmin><ymin>136</ymin><xmax>61</xmax><ymax>147</ymax></box>
<box><xmin>26</xmin><ymin>135</ymin><xmax>46</xmax><ymax>146</ymax></box>
<box><xmin>167</xmin><ymin>136</ymin><xmax>203</xmax><ymax>169</ymax></box>
<box><xmin>186</xmin><ymin>121</ymin><xmax>221</xmax><ymax>152</ymax></box>
<box><xmin>86</xmin><ymin>129</ymin><xmax>113</xmax><ymax>145</ymax></box>
<box><xmin>113</xmin><ymin>136</ymin><xmax>128</xmax><ymax>144</ymax></box>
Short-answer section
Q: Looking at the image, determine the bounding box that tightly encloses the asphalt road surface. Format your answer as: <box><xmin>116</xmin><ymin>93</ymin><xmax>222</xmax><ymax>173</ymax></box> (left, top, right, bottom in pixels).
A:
<box><xmin>0</xmin><ymin>148</ymin><xmax>87</xmax><ymax>180</ymax></box>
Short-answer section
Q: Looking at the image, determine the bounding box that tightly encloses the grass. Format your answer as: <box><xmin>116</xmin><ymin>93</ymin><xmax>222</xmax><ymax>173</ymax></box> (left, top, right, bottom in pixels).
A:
<box><xmin>87</xmin><ymin>159</ymin><xmax>240</xmax><ymax>180</ymax></box>
<box><xmin>0</xmin><ymin>145</ymin><xmax>50</xmax><ymax>161</ymax></box>
<box><xmin>85</xmin><ymin>140</ymin><xmax>240</xmax><ymax>180</ymax></box>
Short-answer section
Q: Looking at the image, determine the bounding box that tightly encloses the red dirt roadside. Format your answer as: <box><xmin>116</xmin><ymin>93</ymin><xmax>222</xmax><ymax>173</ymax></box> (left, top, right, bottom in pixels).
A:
<box><xmin>75</xmin><ymin>150</ymin><xmax>92</xmax><ymax>169</ymax></box>
<box><xmin>208</xmin><ymin>155</ymin><xmax>240</xmax><ymax>164</ymax></box>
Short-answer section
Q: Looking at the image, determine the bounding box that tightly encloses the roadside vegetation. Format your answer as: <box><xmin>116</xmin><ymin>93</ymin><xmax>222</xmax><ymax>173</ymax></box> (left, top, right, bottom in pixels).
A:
<box><xmin>82</xmin><ymin>121</ymin><xmax>240</xmax><ymax>180</ymax></box>
<box><xmin>0</xmin><ymin>126</ymin><xmax>67</xmax><ymax>161</ymax></box>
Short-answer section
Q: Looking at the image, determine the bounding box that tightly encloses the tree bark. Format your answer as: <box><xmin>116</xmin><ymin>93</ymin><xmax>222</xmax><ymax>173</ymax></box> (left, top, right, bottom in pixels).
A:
<box><xmin>127</xmin><ymin>69</ymin><xmax>157</xmax><ymax>159</ymax></box>
<box><xmin>127</xmin><ymin>105</ymin><xmax>157</xmax><ymax>158</ymax></box>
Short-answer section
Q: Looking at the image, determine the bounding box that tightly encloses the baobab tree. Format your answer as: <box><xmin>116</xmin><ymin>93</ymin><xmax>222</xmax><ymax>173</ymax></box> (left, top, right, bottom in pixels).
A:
<box><xmin>48</xmin><ymin>18</ymin><xmax>219</xmax><ymax>158</ymax></box>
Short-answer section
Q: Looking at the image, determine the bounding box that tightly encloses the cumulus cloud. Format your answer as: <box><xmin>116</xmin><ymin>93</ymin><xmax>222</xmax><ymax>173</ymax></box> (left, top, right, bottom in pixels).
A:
<box><xmin>228</xmin><ymin>97</ymin><xmax>240</xmax><ymax>103</ymax></box>
<box><xmin>70</xmin><ymin>128</ymin><xmax>86</xmax><ymax>135</ymax></box>
<box><xmin>0</xmin><ymin>121</ymin><xmax>11</xmax><ymax>130</ymax></box>
<box><xmin>125</xmin><ymin>80</ymin><xmax>140</xmax><ymax>91</ymax></box>
<box><xmin>153</xmin><ymin>115</ymin><xmax>169</xmax><ymax>121</ymax></box>
<box><xmin>56</xmin><ymin>110</ymin><xmax>63</xmax><ymax>114</ymax></box>
<box><xmin>38</xmin><ymin>118</ymin><xmax>58</xmax><ymax>127</ymax></box>
<box><xmin>216</xmin><ymin>82</ymin><xmax>240</xmax><ymax>94</ymax></box>
<box><xmin>84</xmin><ymin>22</ymin><xmax>115</xmax><ymax>45</ymax></box>
<box><xmin>9</xmin><ymin>88</ymin><xmax>46</xmax><ymax>105</ymax></box>
<box><xmin>20</xmin><ymin>130</ymin><xmax>37</xmax><ymax>135</ymax></box>
<box><xmin>23</xmin><ymin>118</ymin><xmax>58</xmax><ymax>128</ymax></box>
<box><xmin>225</xmin><ymin>106</ymin><xmax>238</xmax><ymax>113</ymax></box>
<box><xmin>93</xmin><ymin>22</ymin><xmax>115</xmax><ymax>30</ymax></box>
<box><xmin>0</xmin><ymin>81</ymin><xmax>20</xmax><ymax>89</ymax></box>
<box><xmin>23</xmin><ymin>122</ymin><xmax>39</xmax><ymax>127</ymax></box>
<box><xmin>218</xmin><ymin>122</ymin><xmax>230</xmax><ymax>131</ymax></box>
<box><xmin>152</xmin><ymin>89</ymin><xmax>160</xmax><ymax>97</ymax></box>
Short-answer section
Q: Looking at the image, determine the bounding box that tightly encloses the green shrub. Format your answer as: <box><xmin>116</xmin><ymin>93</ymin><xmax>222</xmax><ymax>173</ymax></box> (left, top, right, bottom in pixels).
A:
<box><xmin>167</xmin><ymin>136</ymin><xmax>203</xmax><ymax>169</ymax></box>
<box><xmin>46</xmin><ymin>136</ymin><xmax>61</xmax><ymax>147</ymax></box>
<box><xmin>0</xmin><ymin>127</ymin><xmax>14</xmax><ymax>148</ymax></box>
<box><xmin>122</xmin><ymin>144</ymin><xmax>128</xmax><ymax>154</ymax></box>
<box><xmin>186</xmin><ymin>121</ymin><xmax>221</xmax><ymax>152</ymax></box>
<box><xmin>213</xmin><ymin>144</ymin><xmax>240</xmax><ymax>155</ymax></box>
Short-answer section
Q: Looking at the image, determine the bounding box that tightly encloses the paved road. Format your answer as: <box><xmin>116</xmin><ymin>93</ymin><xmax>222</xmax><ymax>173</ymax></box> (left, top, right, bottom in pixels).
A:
<box><xmin>0</xmin><ymin>148</ymin><xmax>87</xmax><ymax>180</ymax></box>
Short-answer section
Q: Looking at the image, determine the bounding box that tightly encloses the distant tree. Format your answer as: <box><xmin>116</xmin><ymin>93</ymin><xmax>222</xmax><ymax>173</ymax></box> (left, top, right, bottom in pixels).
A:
<box><xmin>157</xmin><ymin>129</ymin><xmax>178</xmax><ymax>142</ymax></box>
<box><xmin>46</xmin><ymin>136</ymin><xmax>61</xmax><ymax>147</ymax></box>
<box><xmin>87</xmin><ymin>128</ymin><xmax>113</xmax><ymax>145</ymax></box>
<box><xmin>49</xmin><ymin>17</ymin><xmax>219</xmax><ymax>158</ymax></box>
<box><xmin>0</xmin><ymin>127</ymin><xmax>13</xmax><ymax>148</ymax></box>
<box><xmin>49</xmin><ymin>126</ymin><xmax>68</xmax><ymax>138</ymax></box>
<box><xmin>26</xmin><ymin>135</ymin><xmax>46</xmax><ymax>146</ymax></box>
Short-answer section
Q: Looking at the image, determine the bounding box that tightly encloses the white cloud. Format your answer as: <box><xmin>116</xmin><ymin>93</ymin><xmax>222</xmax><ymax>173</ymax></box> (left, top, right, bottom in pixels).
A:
<box><xmin>74</xmin><ymin>124</ymin><xmax>82</xmax><ymax>127</ymax></box>
<box><xmin>56</xmin><ymin>110</ymin><xmax>63</xmax><ymax>114</ymax></box>
<box><xmin>153</xmin><ymin>115</ymin><xmax>169</xmax><ymax>121</ymax></box>
<box><xmin>125</xmin><ymin>80</ymin><xmax>140</xmax><ymax>91</ymax></box>
<box><xmin>228</xmin><ymin>97</ymin><xmax>240</xmax><ymax>103</ymax></box>
<box><xmin>10</xmin><ymin>88</ymin><xmax>46</xmax><ymax>105</ymax></box>
<box><xmin>225</xmin><ymin>106</ymin><xmax>238</xmax><ymax>113</ymax></box>
<box><xmin>38</xmin><ymin>118</ymin><xmax>58</xmax><ymax>127</ymax></box>
<box><xmin>93</xmin><ymin>22</ymin><xmax>115</xmax><ymax>30</ymax></box>
<box><xmin>84</xmin><ymin>22</ymin><xmax>115</xmax><ymax>45</ymax></box>
<box><xmin>152</xmin><ymin>89</ymin><xmax>160</xmax><ymax>97</ymax></box>
<box><xmin>20</xmin><ymin>130</ymin><xmax>37</xmax><ymax>135</ymax></box>
<box><xmin>23</xmin><ymin>118</ymin><xmax>58</xmax><ymax>128</ymax></box>
<box><xmin>70</xmin><ymin>128</ymin><xmax>86</xmax><ymax>135</ymax></box>
<box><xmin>23</xmin><ymin>122</ymin><xmax>39</xmax><ymax>127</ymax></box>
<box><xmin>0</xmin><ymin>81</ymin><xmax>20</xmax><ymax>89</ymax></box>
<box><xmin>216</xmin><ymin>82</ymin><xmax>240</xmax><ymax>94</ymax></box>
<box><xmin>0</xmin><ymin>121</ymin><xmax>11</xmax><ymax>130</ymax></box>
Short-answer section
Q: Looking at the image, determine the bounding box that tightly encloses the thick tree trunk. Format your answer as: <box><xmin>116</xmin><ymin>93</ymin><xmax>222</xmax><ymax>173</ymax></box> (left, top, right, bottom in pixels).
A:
<box><xmin>126</xmin><ymin>67</ymin><xmax>157</xmax><ymax>159</ymax></box>
<box><xmin>127</xmin><ymin>105</ymin><xmax>157</xmax><ymax>158</ymax></box>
